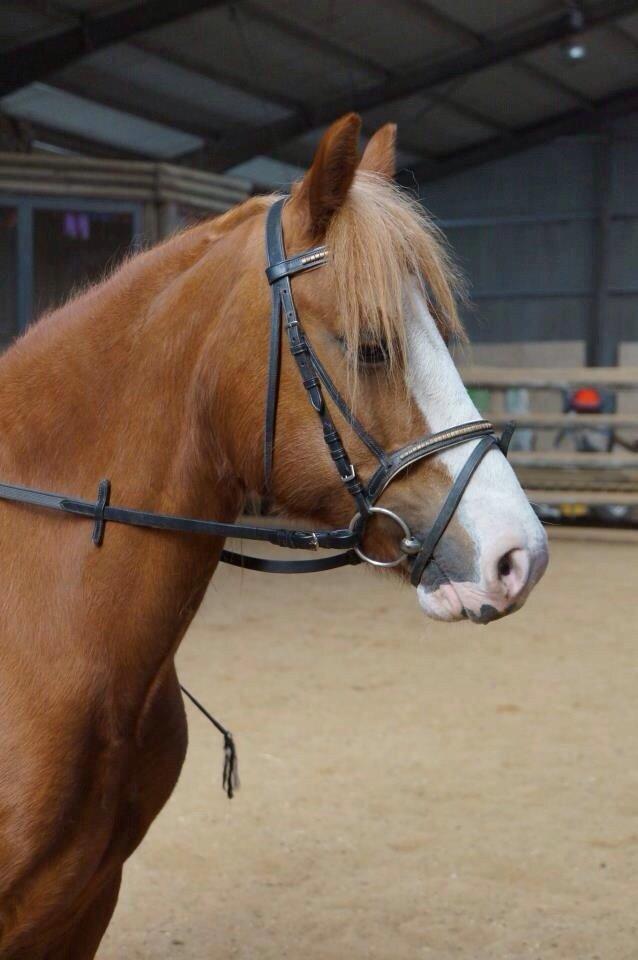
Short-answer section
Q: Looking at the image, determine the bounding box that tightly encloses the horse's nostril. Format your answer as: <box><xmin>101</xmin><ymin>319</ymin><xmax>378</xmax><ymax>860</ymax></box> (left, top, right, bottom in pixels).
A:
<box><xmin>495</xmin><ymin>547</ymin><xmax>530</xmax><ymax>601</ymax></box>
<box><xmin>498</xmin><ymin>555</ymin><xmax>512</xmax><ymax>579</ymax></box>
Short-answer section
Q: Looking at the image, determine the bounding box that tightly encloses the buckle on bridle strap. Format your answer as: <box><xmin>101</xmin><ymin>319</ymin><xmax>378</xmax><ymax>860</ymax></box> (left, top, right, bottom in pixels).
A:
<box><xmin>340</xmin><ymin>463</ymin><xmax>356</xmax><ymax>483</ymax></box>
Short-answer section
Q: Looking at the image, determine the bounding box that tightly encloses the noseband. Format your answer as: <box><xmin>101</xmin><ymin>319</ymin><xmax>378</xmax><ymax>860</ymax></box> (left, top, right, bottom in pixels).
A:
<box><xmin>0</xmin><ymin>196</ymin><xmax>515</xmax><ymax>588</ymax></box>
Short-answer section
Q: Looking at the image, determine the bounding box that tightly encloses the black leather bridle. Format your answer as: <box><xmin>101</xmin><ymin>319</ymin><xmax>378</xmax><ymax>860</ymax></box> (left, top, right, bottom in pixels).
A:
<box><xmin>0</xmin><ymin>196</ymin><xmax>514</xmax><ymax>587</ymax></box>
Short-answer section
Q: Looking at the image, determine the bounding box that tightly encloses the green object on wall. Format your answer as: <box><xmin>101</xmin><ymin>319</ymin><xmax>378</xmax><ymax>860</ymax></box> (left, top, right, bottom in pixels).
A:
<box><xmin>468</xmin><ymin>387</ymin><xmax>490</xmax><ymax>414</ymax></box>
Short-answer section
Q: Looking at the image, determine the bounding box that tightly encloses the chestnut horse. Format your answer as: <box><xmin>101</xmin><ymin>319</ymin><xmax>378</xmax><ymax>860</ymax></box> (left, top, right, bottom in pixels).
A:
<box><xmin>0</xmin><ymin>115</ymin><xmax>547</xmax><ymax>957</ymax></box>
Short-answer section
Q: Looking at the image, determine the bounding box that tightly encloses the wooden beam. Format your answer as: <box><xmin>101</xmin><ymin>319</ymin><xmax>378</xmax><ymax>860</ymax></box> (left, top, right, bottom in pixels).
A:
<box><xmin>517</xmin><ymin>468</ymin><xmax>638</xmax><ymax>492</ymax></box>
<box><xmin>490</xmin><ymin>413</ymin><xmax>638</xmax><ymax>429</ymax></box>
<box><xmin>527</xmin><ymin>489</ymin><xmax>638</xmax><ymax>506</ymax></box>
<box><xmin>462</xmin><ymin>366</ymin><xmax>638</xmax><ymax>389</ymax></box>
<box><xmin>511</xmin><ymin>451</ymin><xmax>638</xmax><ymax>468</ymax></box>
<box><xmin>513</xmin><ymin>455</ymin><xmax>638</xmax><ymax>495</ymax></box>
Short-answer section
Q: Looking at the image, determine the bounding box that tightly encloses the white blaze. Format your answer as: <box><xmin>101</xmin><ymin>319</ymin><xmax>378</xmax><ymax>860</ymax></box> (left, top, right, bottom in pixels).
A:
<box><xmin>405</xmin><ymin>283</ymin><xmax>547</xmax><ymax>620</ymax></box>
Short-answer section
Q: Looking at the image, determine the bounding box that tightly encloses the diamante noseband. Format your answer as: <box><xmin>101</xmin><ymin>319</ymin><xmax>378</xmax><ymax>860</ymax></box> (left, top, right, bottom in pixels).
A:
<box><xmin>0</xmin><ymin>196</ymin><xmax>515</xmax><ymax>587</ymax></box>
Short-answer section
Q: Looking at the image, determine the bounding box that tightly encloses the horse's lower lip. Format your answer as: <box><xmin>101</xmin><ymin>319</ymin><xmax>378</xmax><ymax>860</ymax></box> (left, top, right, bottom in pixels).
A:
<box><xmin>416</xmin><ymin>564</ymin><xmax>467</xmax><ymax>621</ymax></box>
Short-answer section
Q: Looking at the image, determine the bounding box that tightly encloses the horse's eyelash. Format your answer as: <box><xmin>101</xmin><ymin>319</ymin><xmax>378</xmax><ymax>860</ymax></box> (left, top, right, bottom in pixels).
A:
<box><xmin>336</xmin><ymin>335</ymin><xmax>389</xmax><ymax>365</ymax></box>
<box><xmin>357</xmin><ymin>341</ymin><xmax>389</xmax><ymax>365</ymax></box>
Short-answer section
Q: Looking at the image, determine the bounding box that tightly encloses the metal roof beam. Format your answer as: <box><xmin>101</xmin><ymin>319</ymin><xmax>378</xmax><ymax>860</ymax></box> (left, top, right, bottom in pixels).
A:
<box><xmin>431</xmin><ymin>93</ymin><xmax>511</xmax><ymax>133</ymax></box>
<box><xmin>397</xmin><ymin>0</ymin><xmax>595</xmax><ymax>112</ymax></box>
<box><xmin>1</xmin><ymin>0</ymin><xmax>233</xmax><ymax>97</ymax></box>
<box><xmin>131</xmin><ymin>37</ymin><xmax>304</xmax><ymax>116</ymax></box>
<box><xmin>513</xmin><ymin>60</ymin><xmax>594</xmax><ymax>110</ymax></box>
<box><xmin>210</xmin><ymin>0</ymin><xmax>638</xmax><ymax>169</ymax></box>
<box><xmin>407</xmin><ymin>82</ymin><xmax>638</xmax><ymax>185</ymax></box>
<box><xmin>395</xmin><ymin>0</ymin><xmax>482</xmax><ymax>43</ymax></box>
<box><xmin>610</xmin><ymin>20</ymin><xmax>638</xmax><ymax>50</ymax></box>
<box><xmin>240</xmin><ymin>0</ymin><xmax>390</xmax><ymax>81</ymax></box>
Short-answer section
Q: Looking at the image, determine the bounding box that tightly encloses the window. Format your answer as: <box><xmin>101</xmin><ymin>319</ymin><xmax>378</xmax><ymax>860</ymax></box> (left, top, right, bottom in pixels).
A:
<box><xmin>0</xmin><ymin>196</ymin><xmax>141</xmax><ymax>344</ymax></box>
<box><xmin>33</xmin><ymin>208</ymin><xmax>134</xmax><ymax>319</ymax></box>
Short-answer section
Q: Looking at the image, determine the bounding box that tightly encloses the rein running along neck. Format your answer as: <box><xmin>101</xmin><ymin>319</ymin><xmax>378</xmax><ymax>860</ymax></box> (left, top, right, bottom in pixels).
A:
<box><xmin>0</xmin><ymin>195</ymin><xmax>516</xmax><ymax>796</ymax></box>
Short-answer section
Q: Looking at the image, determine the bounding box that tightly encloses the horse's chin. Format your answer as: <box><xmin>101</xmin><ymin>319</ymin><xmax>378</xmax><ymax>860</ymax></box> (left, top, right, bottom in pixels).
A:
<box><xmin>416</xmin><ymin>579</ymin><xmax>467</xmax><ymax>622</ymax></box>
<box><xmin>416</xmin><ymin>569</ymin><xmax>533</xmax><ymax>625</ymax></box>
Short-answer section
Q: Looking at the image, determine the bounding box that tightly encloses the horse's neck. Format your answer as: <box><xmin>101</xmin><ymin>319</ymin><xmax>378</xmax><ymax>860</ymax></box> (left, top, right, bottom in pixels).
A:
<box><xmin>0</xmin><ymin>221</ymin><xmax>246</xmax><ymax>696</ymax></box>
<box><xmin>1</xmin><ymin>221</ymin><xmax>241</xmax><ymax>501</ymax></box>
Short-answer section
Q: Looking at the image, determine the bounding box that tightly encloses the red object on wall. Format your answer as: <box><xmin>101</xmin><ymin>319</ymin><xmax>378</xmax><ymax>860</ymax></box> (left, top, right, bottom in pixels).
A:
<box><xmin>570</xmin><ymin>387</ymin><xmax>603</xmax><ymax>412</ymax></box>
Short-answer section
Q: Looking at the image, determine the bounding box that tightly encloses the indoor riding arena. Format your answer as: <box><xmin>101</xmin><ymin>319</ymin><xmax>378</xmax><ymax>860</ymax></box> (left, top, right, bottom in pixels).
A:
<box><xmin>2</xmin><ymin>3</ymin><xmax>638</xmax><ymax>959</ymax></box>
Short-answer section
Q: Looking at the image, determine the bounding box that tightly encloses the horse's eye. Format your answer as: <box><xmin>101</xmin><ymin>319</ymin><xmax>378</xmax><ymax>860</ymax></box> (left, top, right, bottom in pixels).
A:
<box><xmin>357</xmin><ymin>340</ymin><xmax>388</xmax><ymax>366</ymax></box>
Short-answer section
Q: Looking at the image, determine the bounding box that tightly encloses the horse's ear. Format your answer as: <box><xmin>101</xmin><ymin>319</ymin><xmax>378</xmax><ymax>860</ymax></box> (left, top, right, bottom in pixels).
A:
<box><xmin>359</xmin><ymin>123</ymin><xmax>397</xmax><ymax>180</ymax></box>
<box><xmin>294</xmin><ymin>113</ymin><xmax>361</xmax><ymax>241</ymax></box>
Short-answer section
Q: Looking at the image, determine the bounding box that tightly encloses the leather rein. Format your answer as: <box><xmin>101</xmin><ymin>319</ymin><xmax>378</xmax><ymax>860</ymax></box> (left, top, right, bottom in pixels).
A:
<box><xmin>0</xmin><ymin>196</ymin><xmax>515</xmax><ymax>586</ymax></box>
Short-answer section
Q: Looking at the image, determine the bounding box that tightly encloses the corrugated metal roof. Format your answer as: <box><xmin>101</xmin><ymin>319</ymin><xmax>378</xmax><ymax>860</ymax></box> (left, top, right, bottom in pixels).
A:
<box><xmin>4</xmin><ymin>0</ymin><xmax>638</xmax><ymax>187</ymax></box>
<box><xmin>362</xmin><ymin>92</ymin><xmax>496</xmax><ymax>153</ymax></box>
<box><xmin>254</xmin><ymin>0</ymin><xmax>470</xmax><ymax>65</ymax></box>
<box><xmin>56</xmin><ymin>44</ymin><xmax>292</xmax><ymax>129</ymax></box>
<box><xmin>451</xmin><ymin>60</ymin><xmax>581</xmax><ymax>127</ymax></box>
<box><xmin>527</xmin><ymin>24</ymin><xmax>638</xmax><ymax>98</ymax></box>
<box><xmin>0</xmin><ymin>1</ymin><xmax>57</xmax><ymax>44</ymax></box>
<box><xmin>422</xmin><ymin>0</ymin><xmax>556</xmax><ymax>36</ymax></box>
<box><xmin>141</xmin><ymin>4</ymin><xmax>380</xmax><ymax>102</ymax></box>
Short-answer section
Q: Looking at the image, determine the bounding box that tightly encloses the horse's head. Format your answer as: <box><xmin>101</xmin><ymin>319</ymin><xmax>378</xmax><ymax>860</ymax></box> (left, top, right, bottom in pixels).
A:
<box><xmin>213</xmin><ymin>114</ymin><xmax>548</xmax><ymax>623</ymax></box>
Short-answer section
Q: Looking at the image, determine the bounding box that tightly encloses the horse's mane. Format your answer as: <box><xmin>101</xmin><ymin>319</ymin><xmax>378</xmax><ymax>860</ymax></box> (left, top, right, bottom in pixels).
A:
<box><xmin>204</xmin><ymin>177</ymin><xmax>465</xmax><ymax>383</ymax></box>
<box><xmin>325</xmin><ymin>171</ymin><xmax>466</xmax><ymax>381</ymax></box>
<box><xmin>25</xmin><ymin>178</ymin><xmax>463</xmax><ymax>390</ymax></box>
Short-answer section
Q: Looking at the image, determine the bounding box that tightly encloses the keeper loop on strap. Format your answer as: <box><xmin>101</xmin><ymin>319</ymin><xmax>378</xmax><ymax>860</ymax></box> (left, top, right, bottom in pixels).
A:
<box><xmin>92</xmin><ymin>478</ymin><xmax>111</xmax><ymax>546</ymax></box>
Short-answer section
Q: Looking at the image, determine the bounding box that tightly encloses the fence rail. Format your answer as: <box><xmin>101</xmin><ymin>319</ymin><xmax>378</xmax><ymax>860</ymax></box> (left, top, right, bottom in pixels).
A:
<box><xmin>491</xmin><ymin>412</ymin><xmax>638</xmax><ymax>429</ymax></box>
<box><xmin>463</xmin><ymin>366</ymin><xmax>638</xmax><ymax>509</ymax></box>
<box><xmin>462</xmin><ymin>366</ymin><xmax>638</xmax><ymax>390</ymax></box>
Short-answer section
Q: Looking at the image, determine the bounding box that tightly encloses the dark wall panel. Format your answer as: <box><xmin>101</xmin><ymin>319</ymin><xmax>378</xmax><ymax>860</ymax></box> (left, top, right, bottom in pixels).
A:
<box><xmin>423</xmin><ymin>139</ymin><xmax>596</xmax><ymax>219</ymax></box>
<box><xmin>423</xmin><ymin>114</ymin><xmax>638</xmax><ymax>354</ymax></box>
<box><xmin>446</xmin><ymin>220</ymin><xmax>594</xmax><ymax>297</ymax></box>
<box><xmin>462</xmin><ymin>297</ymin><xmax>589</xmax><ymax>344</ymax></box>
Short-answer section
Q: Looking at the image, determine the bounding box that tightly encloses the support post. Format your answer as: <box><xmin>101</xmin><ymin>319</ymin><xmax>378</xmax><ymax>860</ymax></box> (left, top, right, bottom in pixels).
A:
<box><xmin>588</xmin><ymin>130</ymin><xmax>614</xmax><ymax>366</ymax></box>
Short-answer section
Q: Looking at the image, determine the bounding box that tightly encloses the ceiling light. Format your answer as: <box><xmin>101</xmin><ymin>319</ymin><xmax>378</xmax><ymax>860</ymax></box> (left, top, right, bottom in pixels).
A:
<box><xmin>563</xmin><ymin>39</ymin><xmax>587</xmax><ymax>60</ymax></box>
<box><xmin>562</xmin><ymin>3</ymin><xmax>587</xmax><ymax>62</ymax></box>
